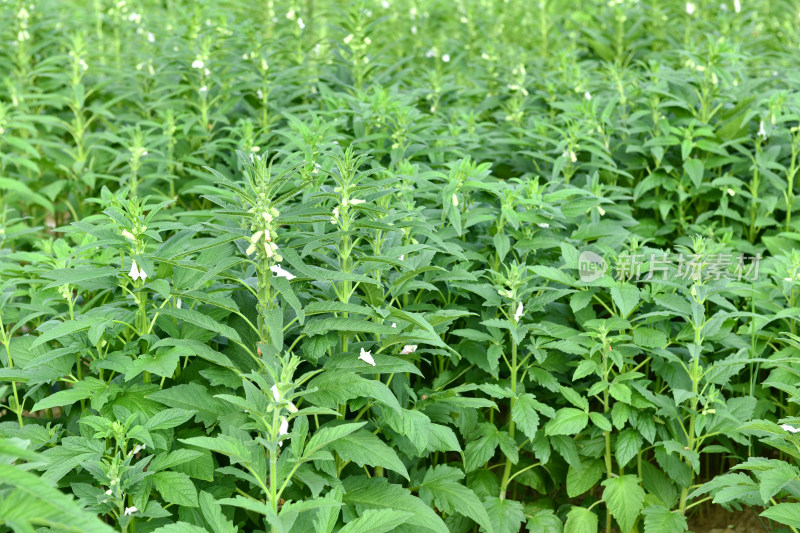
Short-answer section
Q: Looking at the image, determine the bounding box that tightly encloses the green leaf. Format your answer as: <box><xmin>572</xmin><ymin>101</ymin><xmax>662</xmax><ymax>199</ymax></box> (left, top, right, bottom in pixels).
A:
<box><xmin>589</xmin><ymin>412</ymin><xmax>612</xmax><ymax>432</ymax></box>
<box><xmin>303</xmin><ymin>422</ymin><xmax>366</xmax><ymax>458</ymax></box>
<box><xmin>757</xmin><ymin>464</ymin><xmax>799</xmax><ymax>503</ymax></box>
<box><xmin>149</xmin><ymin>384</ymin><xmax>231</xmax><ymax>427</ymax></box>
<box><xmin>199</xmin><ymin>492</ymin><xmax>239</xmax><ymax>533</ymax></box>
<box><xmin>31</xmin><ymin>378</ymin><xmax>108</xmax><ymax>412</ymax></box>
<box><xmin>303</xmin><ymin>317</ymin><xmax>397</xmax><ymax>336</ymax></box>
<box><xmin>152</xmin><ymin>471</ymin><xmax>199</xmax><ymax>507</ymax></box>
<box><xmin>512</xmin><ymin>393</ymin><xmax>541</xmax><ymax>441</ymax></box>
<box><xmin>615</xmin><ymin>429</ymin><xmax>643</xmax><ymax>468</ymax></box>
<box><xmin>526</xmin><ymin>509</ymin><xmax>563</xmax><ymax>533</ymax></box>
<box><xmin>761</xmin><ymin>503</ymin><xmax>800</xmax><ymax>528</ymax></box>
<box><xmin>464</xmin><ymin>427</ymin><xmax>500</xmax><ymax>472</ymax></box>
<box><xmin>268</xmin><ymin>274</ymin><xmax>305</xmax><ymax>324</ymax></box>
<box><xmin>641</xmin><ymin>505</ymin><xmax>687</xmax><ymax>533</ymax></box>
<box><xmin>329</xmin><ymin>429</ymin><xmax>409</xmax><ymax>480</ymax></box>
<box><xmin>32</xmin><ymin>316</ymin><xmax>108</xmax><ymax>348</ymax></box>
<box><xmin>684</xmin><ymin>158</ymin><xmax>704</xmax><ymax>189</ymax></box>
<box><xmin>158</xmin><ymin>307</ymin><xmax>242</xmax><ymax>343</ymax></box>
<box><xmin>342</xmin><ymin>476</ymin><xmax>448</xmax><ymax>533</ymax></box>
<box><xmin>151</xmin><ymin>524</ymin><xmax>208</xmax><ymax>533</ymax></box>
<box><xmin>564</xmin><ymin>507</ymin><xmax>598</xmax><ymax>533</ymax></box>
<box><xmin>339</xmin><ymin>509</ymin><xmax>413</xmax><ymax>533</ymax></box>
<box><xmin>483</xmin><ymin>496</ymin><xmax>524</xmax><ymax>533</ymax></box>
<box><xmin>611</xmin><ymin>285</ymin><xmax>639</xmax><ymax>319</ymax></box>
<box><xmin>559</xmin><ymin>385</ymin><xmax>590</xmax><ymax>411</ymax></box>
<box><xmin>602</xmin><ymin>475</ymin><xmax>645</xmax><ymax>533</ymax></box>
<box><xmin>545</xmin><ymin>408</ymin><xmax>589</xmax><ymax>436</ymax></box>
<box><xmin>304</xmin><ymin>372</ymin><xmax>402</xmax><ymax>415</ymax></box>
<box><xmin>567</xmin><ymin>459</ymin><xmax>604</xmax><ymax>498</ymax></box>
<box><xmin>419</xmin><ymin>465</ymin><xmax>494</xmax><ymax>533</ymax></box>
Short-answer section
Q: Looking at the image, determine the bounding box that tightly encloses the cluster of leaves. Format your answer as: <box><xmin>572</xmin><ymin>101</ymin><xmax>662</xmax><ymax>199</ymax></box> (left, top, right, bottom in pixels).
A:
<box><xmin>2</xmin><ymin>0</ymin><xmax>800</xmax><ymax>532</ymax></box>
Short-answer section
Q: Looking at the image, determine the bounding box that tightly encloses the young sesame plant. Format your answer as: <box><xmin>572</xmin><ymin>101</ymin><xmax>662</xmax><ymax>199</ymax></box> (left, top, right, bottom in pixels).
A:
<box><xmin>3</xmin><ymin>1</ymin><xmax>800</xmax><ymax>532</ymax></box>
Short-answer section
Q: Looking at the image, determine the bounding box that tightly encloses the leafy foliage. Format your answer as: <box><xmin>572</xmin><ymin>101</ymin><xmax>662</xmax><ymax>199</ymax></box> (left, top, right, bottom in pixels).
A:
<box><xmin>2</xmin><ymin>0</ymin><xmax>800</xmax><ymax>532</ymax></box>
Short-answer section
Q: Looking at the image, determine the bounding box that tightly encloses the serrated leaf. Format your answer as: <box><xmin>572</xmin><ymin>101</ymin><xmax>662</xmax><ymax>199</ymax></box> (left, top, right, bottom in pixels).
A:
<box><xmin>342</xmin><ymin>476</ymin><xmax>448</xmax><ymax>533</ymax></box>
<box><xmin>567</xmin><ymin>458</ymin><xmax>604</xmax><ymax>498</ymax></box>
<box><xmin>339</xmin><ymin>509</ymin><xmax>413</xmax><ymax>533</ymax></box>
<box><xmin>329</xmin><ymin>429</ymin><xmax>409</xmax><ymax>479</ymax></box>
<box><xmin>641</xmin><ymin>505</ymin><xmax>687</xmax><ymax>533</ymax></box>
<box><xmin>512</xmin><ymin>393</ymin><xmax>541</xmax><ymax>441</ymax></box>
<box><xmin>761</xmin><ymin>503</ymin><xmax>800</xmax><ymax>528</ymax></box>
<box><xmin>545</xmin><ymin>408</ymin><xmax>588</xmax><ymax>436</ymax></box>
<box><xmin>615</xmin><ymin>429</ymin><xmax>643</xmax><ymax>468</ymax></box>
<box><xmin>158</xmin><ymin>307</ymin><xmax>241</xmax><ymax>343</ymax></box>
<box><xmin>564</xmin><ymin>507</ymin><xmax>598</xmax><ymax>533</ymax></box>
<box><xmin>483</xmin><ymin>496</ymin><xmax>524</xmax><ymax>533</ymax></box>
<box><xmin>153</xmin><ymin>471</ymin><xmax>198</xmax><ymax>507</ymax></box>
<box><xmin>602</xmin><ymin>475</ymin><xmax>645</xmax><ymax>533</ymax></box>
<box><xmin>419</xmin><ymin>465</ymin><xmax>494</xmax><ymax>533</ymax></box>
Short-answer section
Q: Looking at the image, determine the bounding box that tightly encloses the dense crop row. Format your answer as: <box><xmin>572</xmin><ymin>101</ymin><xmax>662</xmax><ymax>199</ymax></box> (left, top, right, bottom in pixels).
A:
<box><xmin>2</xmin><ymin>0</ymin><xmax>800</xmax><ymax>532</ymax></box>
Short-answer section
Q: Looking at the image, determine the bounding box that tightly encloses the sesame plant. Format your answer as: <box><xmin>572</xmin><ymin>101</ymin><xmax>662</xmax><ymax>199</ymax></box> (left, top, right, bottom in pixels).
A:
<box><xmin>2</xmin><ymin>0</ymin><xmax>800</xmax><ymax>532</ymax></box>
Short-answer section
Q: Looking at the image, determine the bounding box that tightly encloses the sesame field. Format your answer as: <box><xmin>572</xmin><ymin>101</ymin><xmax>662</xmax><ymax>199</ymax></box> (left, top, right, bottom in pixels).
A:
<box><xmin>2</xmin><ymin>1</ymin><xmax>800</xmax><ymax>532</ymax></box>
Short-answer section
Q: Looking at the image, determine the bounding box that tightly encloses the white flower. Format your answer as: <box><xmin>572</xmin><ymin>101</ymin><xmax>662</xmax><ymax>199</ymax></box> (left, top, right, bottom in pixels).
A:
<box><xmin>278</xmin><ymin>417</ymin><xmax>289</xmax><ymax>445</ymax></box>
<box><xmin>452</xmin><ymin>194</ymin><xmax>459</xmax><ymax>207</ymax></box>
<box><xmin>79</xmin><ymin>59</ymin><xmax>88</xmax><ymax>72</ymax></box>
<box><xmin>514</xmin><ymin>302</ymin><xmax>524</xmax><ymax>322</ymax></box>
<box><xmin>344</xmin><ymin>33</ymin><xmax>354</xmax><ymax>44</ymax></box>
<box><xmin>270</xmin><ymin>264</ymin><xmax>296</xmax><ymax>280</ymax></box>
<box><xmin>400</xmin><ymin>345</ymin><xmax>417</xmax><ymax>354</ymax></box>
<box><xmin>176</xmin><ymin>298</ymin><xmax>182</xmax><ymax>309</ymax></box>
<box><xmin>128</xmin><ymin>12</ymin><xmax>141</xmax><ymax>23</ymax></box>
<box><xmin>192</xmin><ymin>58</ymin><xmax>204</xmax><ymax>69</ymax></box>
<box><xmin>411</xmin><ymin>25</ymin><xmax>417</xmax><ymax>34</ymax></box>
<box><xmin>204</xmin><ymin>67</ymin><xmax>210</xmax><ymax>76</ymax></box>
<box><xmin>286</xmin><ymin>8</ymin><xmax>296</xmax><ymax>19</ymax></box>
<box><xmin>257</xmin><ymin>89</ymin><xmax>264</xmax><ymax>99</ymax></box>
<box><xmin>733</xmin><ymin>0</ymin><xmax>741</xmax><ymax>12</ymax></box>
<box><xmin>104</xmin><ymin>489</ymin><xmax>112</xmax><ymax>495</ymax></box>
<box><xmin>686</xmin><ymin>2</ymin><xmax>696</xmax><ymax>14</ymax></box>
<box><xmin>298</xmin><ymin>18</ymin><xmax>305</xmax><ymax>29</ymax></box>
<box><xmin>598</xmin><ymin>206</ymin><xmax>606</xmax><ymax>216</ymax></box>
<box><xmin>18</xmin><ymin>30</ymin><xmax>30</xmax><ymax>41</ymax></box>
<box><xmin>481</xmin><ymin>52</ymin><xmax>490</xmax><ymax>60</ymax></box>
<box><xmin>781</xmin><ymin>424</ymin><xmax>800</xmax><ymax>434</ymax></box>
<box><xmin>425</xmin><ymin>48</ymin><xmax>436</xmax><ymax>58</ymax></box>
<box><xmin>128</xmin><ymin>260</ymin><xmax>147</xmax><ymax>281</ymax></box>
<box><xmin>391</xmin><ymin>323</ymin><xmax>397</xmax><ymax>328</ymax></box>
<box><xmin>441</xmin><ymin>54</ymin><xmax>451</xmax><ymax>62</ymax></box>
<box><xmin>382</xmin><ymin>0</ymin><xmax>390</xmax><ymax>7</ymax></box>
<box><xmin>399</xmin><ymin>254</ymin><xmax>405</xmax><ymax>261</ymax></box>
<box><xmin>199</xmin><ymin>85</ymin><xmax>208</xmax><ymax>94</ymax></box>
<box><xmin>358</xmin><ymin>347</ymin><xmax>375</xmax><ymax>366</ymax></box>
<box><xmin>147</xmin><ymin>32</ymin><xmax>155</xmax><ymax>43</ymax></box>
<box><xmin>784</xmin><ymin>277</ymin><xmax>793</xmax><ymax>282</ymax></box>
<box><xmin>18</xmin><ymin>7</ymin><xmax>29</xmax><ymax>19</ymax></box>
<box><xmin>537</xmin><ymin>223</ymin><xmax>549</xmax><ymax>229</ymax></box>
<box><xmin>349</xmin><ymin>198</ymin><xmax>365</xmax><ymax>205</ymax></box>
<box><xmin>271</xmin><ymin>384</ymin><xmax>280</xmax><ymax>402</ymax></box>
<box><xmin>726</xmin><ymin>188</ymin><xmax>735</xmax><ymax>197</ymax></box>
<box><xmin>758</xmin><ymin>120</ymin><xmax>767</xmax><ymax>140</ymax></box>
<box><xmin>584</xmin><ymin>91</ymin><xmax>592</xmax><ymax>100</ymax></box>
<box><xmin>121</xmin><ymin>229</ymin><xmax>135</xmax><ymax>240</ymax></box>
<box><xmin>124</xmin><ymin>506</ymin><xmax>138</xmax><ymax>516</ymax></box>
